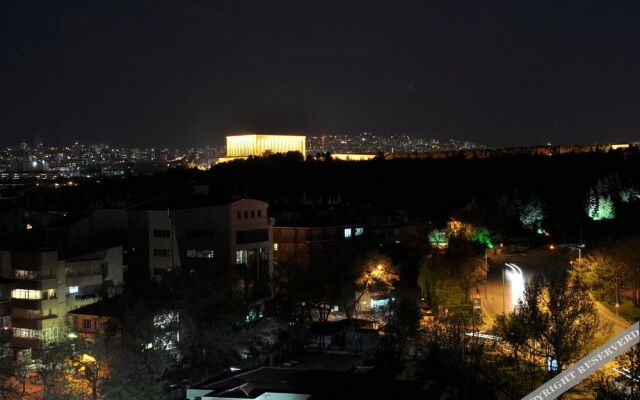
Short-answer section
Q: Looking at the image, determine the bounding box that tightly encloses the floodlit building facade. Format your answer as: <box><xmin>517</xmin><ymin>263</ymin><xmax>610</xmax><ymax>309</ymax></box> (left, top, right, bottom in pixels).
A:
<box><xmin>219</xmin><ymin>134</ymin><xmax>306</xmax><ymax>162</ymax></box>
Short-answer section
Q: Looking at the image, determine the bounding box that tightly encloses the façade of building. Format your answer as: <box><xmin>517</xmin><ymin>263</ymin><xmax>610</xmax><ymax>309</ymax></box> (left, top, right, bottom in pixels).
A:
<box><xmin>218</xmin><ymin>134</ymin><xmax>306</xmax><ymax>163</ymax></box>
<box><xmin>273</xmin><ymin>224</ymin><xmax>365</xmax><ymax>263</ymax></box>
<box><xmin>0</xmin><ymin>247</ymin><xmax>124</xmax><ymax>349</ymax></box>
<box><xmin>128</xmin><ymin>199</ymin><xmax>274</xmax><ymax>299</ymax></box>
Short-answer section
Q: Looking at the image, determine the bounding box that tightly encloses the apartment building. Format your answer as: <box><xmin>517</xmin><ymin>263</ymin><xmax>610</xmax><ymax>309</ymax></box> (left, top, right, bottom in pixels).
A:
<box><xmin>0</xmin><ymin>247</ymin><xmax>124</xmax><ymax>348</ymax></box>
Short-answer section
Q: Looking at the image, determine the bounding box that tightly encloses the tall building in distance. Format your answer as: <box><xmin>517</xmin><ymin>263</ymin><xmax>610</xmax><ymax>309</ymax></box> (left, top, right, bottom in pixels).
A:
<box><xmin>219</xmin><ymin>134</ymin><xmax>306</xmax><ymax>163</ymax></box>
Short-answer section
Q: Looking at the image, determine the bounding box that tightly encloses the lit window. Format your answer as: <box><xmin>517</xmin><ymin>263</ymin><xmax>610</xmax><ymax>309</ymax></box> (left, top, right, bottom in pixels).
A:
<box><xmin>186</xmin><ymin>250</ymin><xmax>215</xmax><ymax>258</ymax></box>
<box><xmin>26</xmin><ymin>223</ymin><xmax>33</xmax><ymax>230</ymax></box>
<box><xmin>355</xmin><ymin>227</ymin><xmax>364</xmax><ymax>236</ymax></box>
<box><xmin>344</xmin><ymin>228</ymin><xmax>352</xmax><ymax>238</ymax></box>
<box><xmin>68</xmin><ymin>286</ymin><xmax>79</xmax><ymax>294</ymax></box>
<box><xmin>13</xmin><ymin>327</ymin><xmax>42</xmax><ymax>339</ymax></box>
<box><xmin>11</xmin><ymin>289</ymin><xmax>42</xmax><ymax>300</ymax></box>
<box><xmin>14</xmin><ymin>270</ymin><xmax>37</xmax><ymax>280</ymax></box>
<box><xmin>273</xmin><ymin>243</ymin><xmax>278</xmax><ymax>251</ymax></box>
<box><xmin>235</xmin><ymin>250</ymin><xmax>248</xmax><ymax>265</ymax></box>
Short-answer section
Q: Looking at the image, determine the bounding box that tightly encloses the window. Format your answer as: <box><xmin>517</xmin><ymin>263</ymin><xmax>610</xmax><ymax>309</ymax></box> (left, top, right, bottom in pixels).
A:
<box><xmin>68</xmin><ymin>286</ymin><xmax>79</xmax><ymax>294</ymax></box>
<box><xmin>82</xmin><ymin>319</ymin><xmax>95</xmax><ymax>329</ymax></box>
<box><xmin>251</xmin><ymin>210</ymin><xmax>255</xmax><ymax>218</ymax></box>
<box><xmin>186</xmin><ymin>249</ymin><xmax>215</xmax><ymax>258</ymax></box>
<box><xmin>12</xmin><ymin>289</ymin><xmax>42</xmax><ymax>300</ymax></box>
<box><xmin>344</xmin><ymin>228</ymin><xmax>352</xmax><ymax>238</ymax></box>
<box><xmin>12</xmin><ymin>308</ymin><xmax>41</xmax><ymax>319</ymax></box>
<box><xmin>14</xmin><ymin>270</ymin><xmax>37</xmax><ymax>280</ymax></box>
<box><xmin>235</xmin><ymin>250</ymin><xmax>248</xmax><ymax>265</ymax></box>
<box><xmin>355</xmin><ymin>227</ymin><xmax>364</xmax><ymax>236</ymax></box>
<box><xmin>237</xmin><ymin>211</ymin><xmax>242</xmax><ymax>219</ymax></box>
<box><xmin>186</xmin><ymin>230</ymin><xmax>214</xmax><ymax>238</ymax></box>
<box><xmin>273</xmin><ymin>243</ymin><xmax>278</xmax><ymax>251</ymax></box>
<box><xmin>13</xmin><ymin>328</ymin><xmax>42</xmax><ymax>339</ymax></box>
<box><xmin>244</xmin><ymin>211</ymin><xmax>249</xmax><ymax>218</ymax></box>
<box><xmin>153</xmin><ymin>229</ymin><xmax>170</xmax><ymax>238</ymax></box>
<box><xmin>257</xmin><ymin>210</ymin><xmax>262</xmax><ymax>217</ymax></box>
<box><xmin>236</xmin><ymin>229</ymin><xmax>269</xmax><ymax>244</ymax></box>
<box><xmin>153</xmin><ymin>248</ymin><xmax>170</xmax><ymax>257</ymax></box>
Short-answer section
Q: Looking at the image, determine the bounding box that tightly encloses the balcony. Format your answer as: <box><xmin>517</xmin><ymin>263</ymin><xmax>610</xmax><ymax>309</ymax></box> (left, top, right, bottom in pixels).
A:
<box><xmin>12</xmin><ymin>315</ymin><xmax>57</xmax><ymax>330</ymax></box>
<box><xmin>13</xmin><ymin>270</ymin><xmax>56</xmax><ymax>281</ymax></box>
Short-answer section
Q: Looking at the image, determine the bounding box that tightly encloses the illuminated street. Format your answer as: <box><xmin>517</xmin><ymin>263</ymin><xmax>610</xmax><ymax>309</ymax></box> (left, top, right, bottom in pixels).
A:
<box><xmin>482</xmin><ymin>250</ymin><xmax>573</xmax><ymax>324</ymax></box>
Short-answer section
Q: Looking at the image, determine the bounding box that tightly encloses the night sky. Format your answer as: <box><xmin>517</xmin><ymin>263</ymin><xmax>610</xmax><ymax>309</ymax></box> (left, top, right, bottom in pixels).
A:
<box><xmin>2</xmin><ymin>1</ymin><xmax>640</xmax><ymax>148</ymax></box>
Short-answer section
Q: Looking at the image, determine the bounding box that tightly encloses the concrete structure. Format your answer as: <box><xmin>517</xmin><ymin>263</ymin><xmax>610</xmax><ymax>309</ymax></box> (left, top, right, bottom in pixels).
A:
<box><xmin>128</xmin><ymin>200</ymin><xmax>273</xmax><ymax>298</ymax></box>
<box><xmin>219</xmin><ymin>134</ymin><xmax>306</xmax><ymax>162</ymax></box>
<box><xmin>0</xmin><ymin>247</ymin><xmax>124</xmax><ymax>348</ymax></box>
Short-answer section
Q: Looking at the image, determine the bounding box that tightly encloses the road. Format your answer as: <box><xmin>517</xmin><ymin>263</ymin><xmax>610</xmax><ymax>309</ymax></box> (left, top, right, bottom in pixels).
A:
<box><xmin>478</xmin><ymin>248</ymin><xmax>630</xmax><ymax>334</ymax></box>
<box><xmin>594</xmin><ymin>298</ymin><xmax>630</xmax><ymax>333</ymax></box>
<box><xmin>479</xmin><ymin>249</ymin><xmax>561</xmax><ymax>327</ymax></box>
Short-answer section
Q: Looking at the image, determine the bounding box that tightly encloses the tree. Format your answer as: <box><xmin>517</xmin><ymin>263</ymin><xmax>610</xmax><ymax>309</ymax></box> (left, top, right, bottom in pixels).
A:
<box><xmin>492</xmin><ymin>311</ymin><xmax>530</xmax><ymax>363</ymax></box>
<box><xmin>609</xmin><ymin>236</ymin><xmax>640</xmax><ymax>308</ymax></box>
<box><xmin>574</xmin><ymin>237</ymin><xmax>640</xmax><ymax>307</ymax></box>
<box><xmin>0</xmin><ymin>355</ymin><xmax>18</xmax><ymax>400</ymax></box>
<box><xmin>517</xmin><ymin>271</ymin><xmax>600</xmax><ymax>373</ymax></box>
<box><xmin>418</xmin><ymin>239</ymin><xmax>484</xmax><ymax>310</ymax></box>
<box><xmin>418</xmin><ymin>313</ymin><xmax>495</xmax><ymax>399</ymax></box>
<box><xmin>32</xmin><ymin>341</ymin><xmax>72</xmax><ymax>400</ymax></box>
<box><xmin>66</xmin><ymin>336</ymin><xmax>110</xmax><ymax>400</ymax></box>
<box><xmin>591</xmin><ymin>344</ymin><xmax>640</xmax><ymax>399</ymax></box>
<box><xmin>101</xmin><ymin>336</ymin><xmax>171</xmax><ymax>400</ymax></box>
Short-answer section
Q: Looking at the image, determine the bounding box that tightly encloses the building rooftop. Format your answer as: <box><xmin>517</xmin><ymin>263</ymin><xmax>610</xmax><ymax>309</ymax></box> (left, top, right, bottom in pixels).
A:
<box><xmin>66</xmin><ymin>298</ymin><xmax>119</xmax><ymax>317</ymax></box>
<box><xmin>189</xmin><ymin>367</ymin><xmax>346</xmax><ymax>399</ymax></box>
<box><xmin>309</xmin><ymin>318</ymin><xmax>376</xmax><ymax>336</ymax></box>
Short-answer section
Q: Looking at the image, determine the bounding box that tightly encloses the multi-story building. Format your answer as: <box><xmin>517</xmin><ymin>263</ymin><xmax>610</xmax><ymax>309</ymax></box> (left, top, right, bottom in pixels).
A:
<box><xmin>0</xmin><ymin>247</ymin><xmax>124</xmax><ymax>348</ymax></box>
<box><xmin>0</xmin><ymin>278</ymin><xmax>16</xmax><ymax>347</ymax></box>
<box><xmin>273</xmin><ymin>224</ymin><xmax>365</xmax><ymax>263</ymax></box>
<box><xmin>218</xmin><ymin>134</ymin><xmax>306</xmax><ymax>163</ymax></box>
<box><xmin>128</xmin><ymin>199</ymin><xmax>273</xmax><ymax>298</ymax></box>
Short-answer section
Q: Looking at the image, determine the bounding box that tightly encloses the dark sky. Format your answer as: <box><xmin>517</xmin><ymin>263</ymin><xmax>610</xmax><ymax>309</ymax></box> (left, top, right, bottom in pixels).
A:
<box><xmin>2</xmin><ymin>1</ymin><xmax>640</xmax><ymax>148</ymax></box>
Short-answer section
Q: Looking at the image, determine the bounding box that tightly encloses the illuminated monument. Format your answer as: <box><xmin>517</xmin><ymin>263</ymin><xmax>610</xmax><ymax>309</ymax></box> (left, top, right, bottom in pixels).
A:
<box><xmin>219</xmin><ymin>134</ymin><xmax>306</xmax><ymax>162</ymax></box>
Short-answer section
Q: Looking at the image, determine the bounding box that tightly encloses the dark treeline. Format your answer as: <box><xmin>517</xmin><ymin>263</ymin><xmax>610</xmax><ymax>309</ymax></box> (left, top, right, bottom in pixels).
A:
<box><xmin>25</xmin><ymin>148</ymin><xmax>640</xmax><ymax>244</ymax></box>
